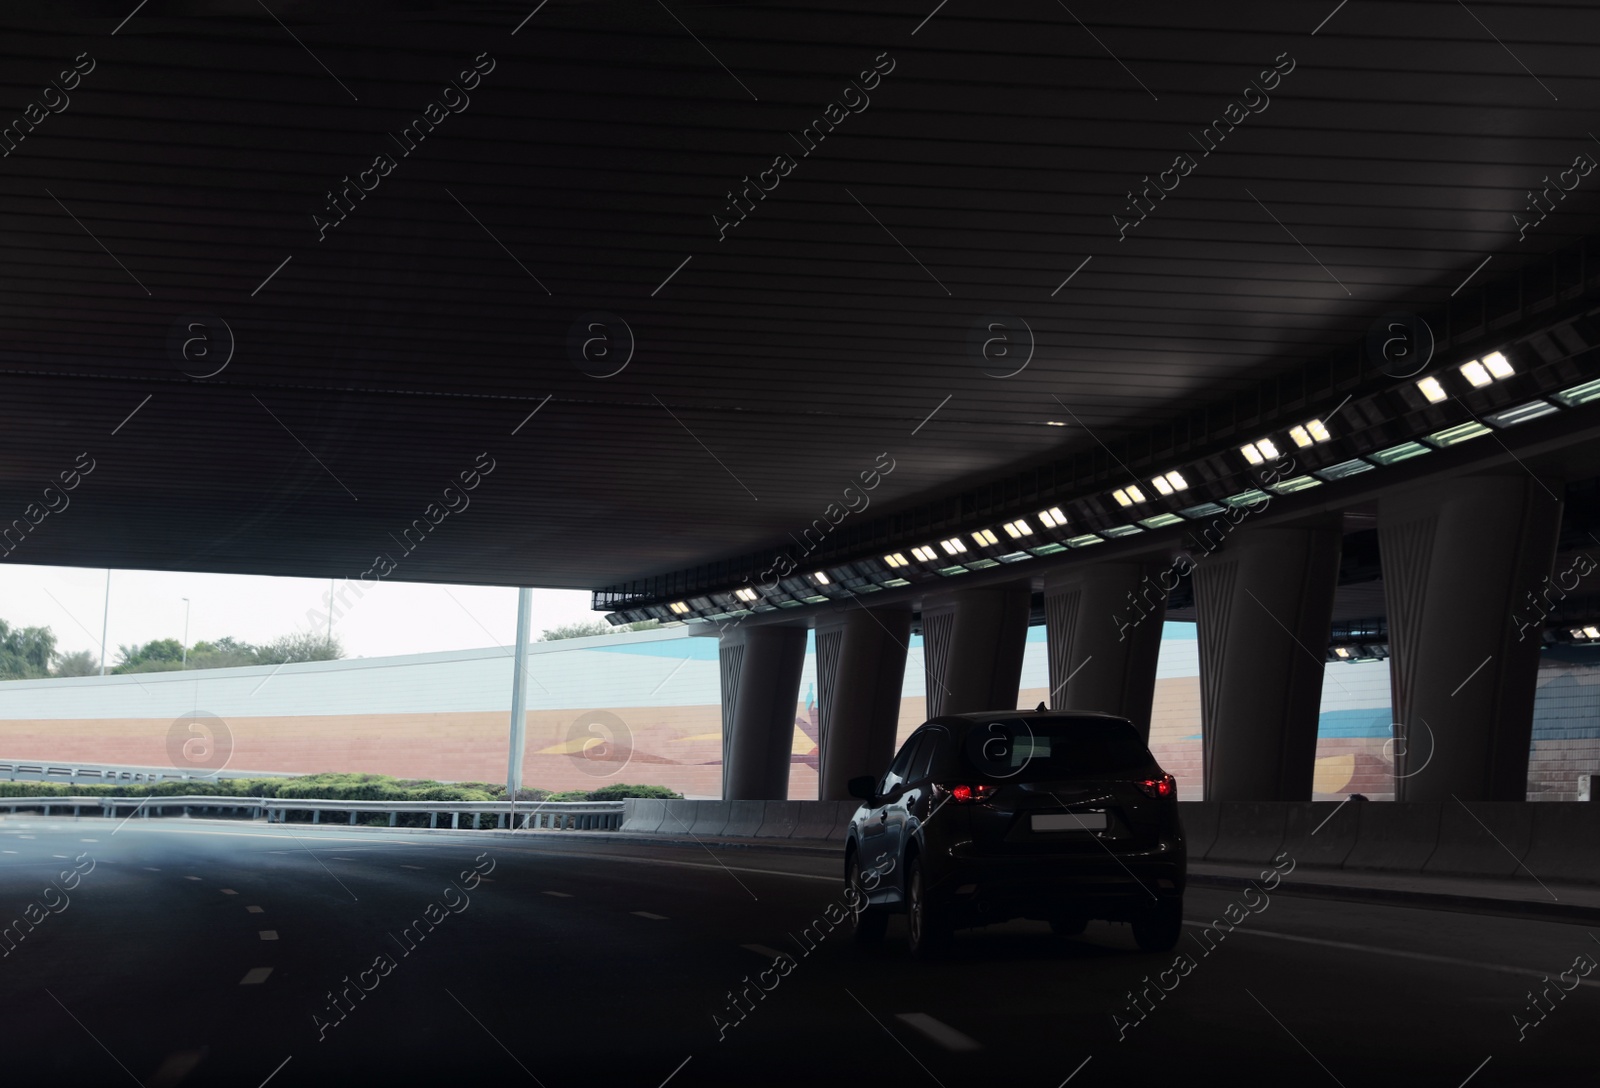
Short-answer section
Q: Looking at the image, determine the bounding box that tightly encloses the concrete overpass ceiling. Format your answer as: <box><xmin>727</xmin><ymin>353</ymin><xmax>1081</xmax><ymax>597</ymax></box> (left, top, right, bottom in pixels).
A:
<box><xmin>3</xmin><ymin>1</ymin><xmax>1600</xmax><ymax>589</ymax></box>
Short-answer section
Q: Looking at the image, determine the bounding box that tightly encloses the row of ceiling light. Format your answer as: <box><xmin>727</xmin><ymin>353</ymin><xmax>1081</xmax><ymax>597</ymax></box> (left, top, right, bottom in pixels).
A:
<box><xmin>646</xmin><ymin>342</ymin><xmax>1599</xmax><ymax>623</ymax></box>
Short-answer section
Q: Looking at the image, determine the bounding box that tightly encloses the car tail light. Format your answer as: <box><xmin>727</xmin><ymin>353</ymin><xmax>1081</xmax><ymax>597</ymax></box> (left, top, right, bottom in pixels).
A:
<box><xmin>934</xmin><ymin>783</ymin><xmax>997</xmax><ymax>804</ymax></box>
<box><xmin>1136</xmin><ymin>774</ymin><xmax>1176</xmax><ymax>799</ymax></box>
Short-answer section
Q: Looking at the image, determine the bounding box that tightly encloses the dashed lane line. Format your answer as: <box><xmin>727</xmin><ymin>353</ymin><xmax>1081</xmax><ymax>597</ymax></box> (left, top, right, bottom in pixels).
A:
<box><xmin>895</xmin><ymin>1012</ymin><xmax>982</xmax><ymax>1052</ymax></box>
<box><xmin>632</xmin><ymin>911</ymin><xmax>669</xmax><ymax>920</ymax></box>
<box><xmin>246</xmin><ymin>906</ymin><xmax>265</xmax><ymax>913</ymax></box>
<box><xmin>259</xmin><ymin>930</ymin><xmax>279</xmax><ymax>941</ymax></box>
<box><xmin>742</xmin><ymin>944</ymin><xmax>787</xmax><ymax>960</ymax></box>
<box><xmin>543</xmin><ymin>891</ymin><xmax>572</xmax><ymax>898</ymax></box>
<box><xmin>239</xmin><ymin>967</ymin><xmax>273</xmax><ymax>985</ymax></box>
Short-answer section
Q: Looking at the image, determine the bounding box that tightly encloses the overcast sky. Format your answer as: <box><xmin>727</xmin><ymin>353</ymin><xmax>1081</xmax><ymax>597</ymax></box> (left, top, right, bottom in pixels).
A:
<box><xmin>0</xmin><ymin>563</ymin><xmax>604</xmax><ymax>664</ymax></box>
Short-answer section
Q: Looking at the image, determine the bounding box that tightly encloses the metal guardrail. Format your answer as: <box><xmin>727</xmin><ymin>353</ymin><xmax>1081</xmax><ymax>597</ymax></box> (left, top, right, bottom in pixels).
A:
<box><xmin>0</xmin><ymin>795</ymin><xmax>625</xmax><ymax>830</ymax></box>
<box><xmin>0</xmin><ymin>760</ymin><xmax>296</xmax><ymax>786</ymax></box>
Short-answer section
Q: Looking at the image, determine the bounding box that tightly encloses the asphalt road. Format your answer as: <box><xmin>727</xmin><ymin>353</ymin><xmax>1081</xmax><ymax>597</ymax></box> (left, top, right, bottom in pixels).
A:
<box><xmin>0</xmin><ymin>816</ymin><xmax>1593</xmax><ymax>1087</ymax></box>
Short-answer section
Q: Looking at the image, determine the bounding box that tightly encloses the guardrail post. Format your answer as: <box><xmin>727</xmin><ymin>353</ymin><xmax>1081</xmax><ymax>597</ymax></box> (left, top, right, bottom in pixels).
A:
<box><xmin>350</xmin><ymin>811</ymin><xmax>357</xmax><ymax>825</ymax></box>
<box><xmin>430</xmin><ymin>812</ymin><xmax>438</xmax><ymax>829</ymax></box>
<box><xmin>313</xmin><ymin>810</ymin><xmax>320</xmax><ymax>824</ymax></box>
<box><xmin>452</xmin><ymin>812</ymin><xmax>460</xmax><ymax>829</ymax></box>
<box><xmin>473</xmin><ymin>813</ymin><xmax>481</xmax><ymax>829</ymax></box>
<box><xmin>497</xmin><ymin>812</ymin><xmax>505</xmax><ymax>829</ymax></box>
<box><xmin>389</xmin><ymin>811</ymin><xmax>397</xmax><ymax>827</ymax></box>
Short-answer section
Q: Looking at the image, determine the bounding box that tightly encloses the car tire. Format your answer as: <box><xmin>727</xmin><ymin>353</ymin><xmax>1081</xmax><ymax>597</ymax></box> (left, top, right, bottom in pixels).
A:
<box><xmin>846</xmin><ymin>850</ymin><xmax>888</xmax><ymax>944</ymax></box>
<box><xmin>1131</xmin><ymin>896</ymin><xmax>1182</xmax><ymax>952</ymax></box>
<box><xmin>1049</xmin><ymin>915</ymin><xmax>1089</xmax><ymax>936</ymax></box>
<box><xmin>905</xmin><ymin>855</ymin><xmax>951</xmax><ymax>957</ymax></box>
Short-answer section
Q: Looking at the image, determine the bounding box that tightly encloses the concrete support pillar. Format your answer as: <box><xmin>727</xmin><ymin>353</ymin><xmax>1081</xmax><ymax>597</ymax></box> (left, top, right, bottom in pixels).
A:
<box><xmin>719</xmin><ymin>625</ymin><xmax>808</xmax><ymax>800</ymax></box>
<box><xmin>1379</xmin><ymin>472</ymin><xmax>1562</xmax><ymax>801</ymax></box>
<box><xmin>920</xmin><ymin>584</ymin><xmax>1031</xmax><ymax>717</ymax></box>
<box><xmin>1193</xmin><ymin>522</ymin><xmax>1342</xmax><ymax>801</ymax></box>
<box><xmin>1044</xmin><ymin>563</ymin><xmax>1167</xmax><ymax>740</ymax></box>
<box><xmin>815</xmin><ymin>608</ymin><xmax>912</xmax><ymax>800</ymax></box>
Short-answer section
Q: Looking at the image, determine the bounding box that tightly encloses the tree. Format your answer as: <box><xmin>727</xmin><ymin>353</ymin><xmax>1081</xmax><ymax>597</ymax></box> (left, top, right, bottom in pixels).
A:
<box><xmin>51</xmin><ymin>649</ymin><xmax>99</xmax><ymax>677</ymax></box>
<box><xmin>186</xmin><ymin>636</ymin><xmax>259</xmax><ymax>670</ymax></box>
<box><xmin>537</xmin><ymin>620</ymin><xmax>613</xmax><ymax>641</ymax></box>
<box><xmin>113</xmin><ymin>638</ymin><xmax>185</xmax><ymax>673</ymax></box>
<box><xmin>538</xmin><ymin>618</ymin><xmax>659</xmax><ymax>641</ymax></box>
<box><xmin>0</xmin><ymin>620</ymin><xmax>56</xmax><ymax>680</ymax></box>
<box><xmin>256</xmin><ymin>630</ymin><xmax>342</xmax><ymax>664</ymax></box>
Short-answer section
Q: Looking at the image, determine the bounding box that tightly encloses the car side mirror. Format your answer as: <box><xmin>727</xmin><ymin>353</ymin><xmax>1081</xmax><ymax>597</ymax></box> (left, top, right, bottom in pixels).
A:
<box><xmin>847</xmin><ymin>776</ymin><xmax>878</xmax><ymax>802</ymax></box>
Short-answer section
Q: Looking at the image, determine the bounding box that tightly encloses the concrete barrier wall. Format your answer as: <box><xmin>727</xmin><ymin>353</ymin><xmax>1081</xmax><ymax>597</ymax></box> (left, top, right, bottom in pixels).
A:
<box><xmin>615</xmin><ymin>799</ymin><xmax>1600</xmax><ymax>885</ymax></box>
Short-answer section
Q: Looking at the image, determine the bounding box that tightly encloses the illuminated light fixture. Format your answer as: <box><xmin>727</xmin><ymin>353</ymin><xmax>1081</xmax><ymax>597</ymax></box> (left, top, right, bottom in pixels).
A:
<box><xmin>1223</xmin><ymin>488</ymin><xmax>1271</xmax><ymax>507</ymax></box>
<box><xmin>880</xmin><ymin>577</ymin><xmax>910</xmax><ymax>587</ymax></box>
<box><xmin>965</xmin><ymin>557</ymin><xmax>1000</xmax><ymax>569</ymax></box>
<box><xmin>1269</xmin><ymin>475</ymin><xmax>1322</xmax><ymax>494</ymax></box>
<box><xmin>995</xmin><ymin>551</ymin><xmax>1033</xmax><ymax>563</ymax></box>
<box><xmin>1369</xmin><ymin>441</ymin><xmax>1430</xmax><ymax>465</ymax></box>
<box><xmin>936</xmin><ymin>566</ymin><xmax>969</xmax><ymax>577</ymax></box>
<box><xmin>1315</xmin><ymin>458</ymin><xmax>1375</xmax><ymax>481</ymax></box>
<box><xmin>1416</xmin><ymin>376</ymin><xmax>1448</xmax><ymax>403</ymax></box>
<box><xmin>1178</xmin><ymin>502</ymin><xmax>1228</xmax><ymax>518</ymax></box>
<box><xmin>734</xmin><ymin>587</ymin><xmax>758</xmax><ymax>603</ymax></box>
<box><xmin>669</xmin><ymin>601</ymin><xmax>691</xmax><ymax>615</ymax></box>
<box><xmin>911</xmin><ymin>545</ymin><xmax>939</xmax><ymax>562</ymax></box>
<box><xmin>1308</xmin><ymin>419</ymin><xmax>1332</xmax><ymax>443</ymax></box>
<box><xmin>1002</xmin><ymin>518</ymin><xmax>1034</xmax><ymax>538</ymax></box>
<box><xmin>1100</xmin><ymin>524</ymin><xmax>1144</xmax><ymax>538</ymax></box>
<box><xmin>1333</xmin><ymin>647</ymin><xmax>1351</xmax><ymax>659</ymax></box>
<box><xmin>1239</xmin><ymin>443</ymin><xmax>1265</xmax><ymax>465</ymax></box>
<box><xmin>1151</xmin><ymin>476</ymin><xmax>1173</xmax><ymax>497</ymax></box>
<box><xmin>971</xmin><ymin>528</ymin><xmax>999</xmax><ymax>546</ymax></box>
<box><xmin>1290</xmin><ymin>420</ymin><xmax>1332</xmax><ymax>448</ymax></box>
<box><xmin>1289</xmin><ymin>425</ymin><xmax>1312</xmax><ymax>448</ymax></box>
<box><xmin>1138</xmin><ymin>512</ymin><xmax>1185</xmax><ymax>529</ymax></box>
<box><xmin>1426</xmin><ymin>421</ymin><xmax>1491</xmax><ymax>447</ymax></box>
<box><xmin>883</xmin><ymin>552</ymin><xmax>908</xmax><ymax>568</ymax></box>
<box><xmin>810</xmin><ymin>571</ymin><xmax>830</xmax><ymax>585</ymax></box>
<box><xmin>1459</xmin><ymin>359</ymin><xmax>1492</xmax><ymax>388</ymax></box>
<box><xmin>1028</xmin><ymin>543</ymin><xmax>1069</xmax><ymax>556</ymax></box>
<box><xmin>1113</xmin><ymin>485</ymin><xmax>1147</xmax><ymax>506</ymax></box>
<box><xmin>1483</xmin><ymin>351</ymin><xmax>1514</xmax><ymax>379</ymax></box>
<box><xmin>802</xmin><ymin>595</ymin><xmax>828</xmax><ymax>604</ymax></box>
<box><xmin>1165</xmin><ymin>471</ymin><xmax>1188</xmax><ymax>492</ymax></box>
<box><xmin>1588</xmin><ymin>626</ymin><xmax>1600</xmax><ymax>639</ymax></box>
<box><xmin>1553</xmin><ymin>378</ymin><xmax>1600</xmax><ymax>407</ymax></box>
<box><xmin>1045</xmin><ymin>420</ymin><xmax>1067</xmax><ymax>426</ymax></box>
<box><xmin>940</xmin><ymin>537</ymin><xmax>967</xmax><ymax>556</ymax></box>
<box><xmin>1571</xmin><ymin>628</ymin><xmax>1586</xmax><ymax>639</ymax></box>
<box><xmin>1065</xmin><ymin>533</ymin><xmax>1104</xmax><ymax>547</ymax></box>
<box><xmin>1038</xmin><ymin>506</ymin><xmax>1067</xmax><ymax>528</ymax></box>
<box><xmin>1485</xmin><ymin>399</ymin><xmax>1559</xmax><ymax>428</ymax></box>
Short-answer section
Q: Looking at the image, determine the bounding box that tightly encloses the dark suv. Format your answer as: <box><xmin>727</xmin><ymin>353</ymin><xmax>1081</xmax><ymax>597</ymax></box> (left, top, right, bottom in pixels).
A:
<box><xmin>844</xmin><ymin>710</ymin><xmax>1185</xmax><ymax>956</ymax></box>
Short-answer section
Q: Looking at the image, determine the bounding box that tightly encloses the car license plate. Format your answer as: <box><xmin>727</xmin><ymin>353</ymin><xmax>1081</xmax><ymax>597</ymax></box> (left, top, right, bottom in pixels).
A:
<box><xmin>1032</xmin><ymin>811</ymin><xmax>1106</xmax><ymax>831</ymax></box>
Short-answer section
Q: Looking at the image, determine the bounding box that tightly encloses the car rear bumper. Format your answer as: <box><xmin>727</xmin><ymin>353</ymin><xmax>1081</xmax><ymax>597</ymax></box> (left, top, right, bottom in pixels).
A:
<box><xmin>929</xmin><ymin>844</ymin><xmax>1186</xmax><ymax>924</ymax></box>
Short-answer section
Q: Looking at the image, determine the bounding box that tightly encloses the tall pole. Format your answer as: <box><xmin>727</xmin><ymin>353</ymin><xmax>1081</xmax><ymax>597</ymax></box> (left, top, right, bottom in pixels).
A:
<box><xmin>327</xmin><ymin>577</ymin><xmax>333</xmax><ymax>642</ymax></box>
<box><xmin>506</xmin><ymin>587</ymin><xmax>533</xmax><ymax>830</ymax></box>
<box><xmin>99</xmin><ymin>570</ymin><xmax>110</xmax><ymax>676</ymax></box>
<box><xmin>181</xmin><ymin>598</ymin><xmax>190</xmax><ymax>669</ymax></box>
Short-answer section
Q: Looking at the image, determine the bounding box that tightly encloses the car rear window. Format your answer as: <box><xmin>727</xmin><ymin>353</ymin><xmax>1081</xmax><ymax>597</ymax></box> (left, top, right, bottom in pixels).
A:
<box><xmin>959</xmin><ymin>717</ymin><xmax>1151</xmax><ymax>780</ymax></box>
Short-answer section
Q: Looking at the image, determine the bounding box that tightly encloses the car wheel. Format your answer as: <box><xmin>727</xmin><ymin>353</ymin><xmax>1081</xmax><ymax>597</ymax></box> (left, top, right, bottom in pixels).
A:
<box><xmin>1049</xmin><ymin>915</ymin><xmax>1088</xmax><ymax>936</ymax></box>
<box><xmin>846</xmin><ymin>851</ymin><xmax>888</xmax><ymax>944</ymax></box>
<box><xmin>905</xmin><ymin>856</ymin><xmax>951</xmax><ymax>957</ymax></box>
<box><xmin>1131</xmin><ymin>896</ymin><xmax>1182</xmax><ymax>952</ymax></box>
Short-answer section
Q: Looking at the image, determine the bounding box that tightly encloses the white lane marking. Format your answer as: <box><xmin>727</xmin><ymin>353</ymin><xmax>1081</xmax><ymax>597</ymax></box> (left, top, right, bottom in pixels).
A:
<box><xmin>52</xmin><ymin>854</ymin><xmax>68</xmax><ymax>859</ymax></box>
<box><xmin>259</xmin><ymin>930</ymin><xmax>279</xmax><ymax>941</ymax></box>
<box><xmin>239</xmin><ymin>967</ymin><xmax>273</xmax><ymax>985</ymax></box>
<box><xmin>143</xmin><ymin>866</ymin><xmax>160</xmax><ymax>871</ymax></box>
<box><xmin>742</xmin><ymin>944</ymin><xmax>786</xmax><ymax>960</ymax></box>
<box><xmin>400</xmin><ymin>864</ymin><xmax>424</xmax><ymax>870</ymax></box>
<box><xmin>543</xmin><ymin>890</ymin><xmax>572</xmax><ymax>897</ymax></box>
<box><xmin>220</xmin><ymin>889</ymin><xmax>238</xmax><ymax>895</ymax></box>
<box><xmin>19</xmin><ymin>835</ymin><xmax>34</xmax><ymax>839</ymax></box>
<box><xmin>184</xmin><ymin>876</ymin><xmax>201</xmax><ymax>881</ymax></box>
<box><xmin>895</xmin><ymin>1012</ymin><xmax>982</xmax><ymax>1051</ymax></box>
<box><xmin>246</xmin><ymin>906</ymin><xmax>265</xmax><ymax>913</ymax></box>
<box><xmin>632</xmin><ymin>911</ymin><xmax>668</xmax><ymax>920</ymax></box>
<box><xmin>1</xmin><ymin>850</ymin><xmax>14</xmax><ymax>854</ymax></box>
<box><xmin>332</xmin><ymin>857</ymin><xmax>356</xmax><ymax>861</ymax></box>
<box><xmin>80</xmin><ymin>838</ymin><xmax>98</xmax><ymax>842</ymax></box>
<box><xmin>1187</xmin><ymin>923</ymin><xmax>1600</xmax><ymax>988</ymax></box>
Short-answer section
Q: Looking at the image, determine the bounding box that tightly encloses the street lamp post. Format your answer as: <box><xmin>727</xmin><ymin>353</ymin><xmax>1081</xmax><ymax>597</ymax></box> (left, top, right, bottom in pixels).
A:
<box><xmin>181</xmin><ymin>597</ymin><xmax>190</xmax><ymax>669</ymax></box>
<box><xmin>99</xmin><ymin>570</ymin><xmax>110</xmax><ymax>676</ymax></box>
